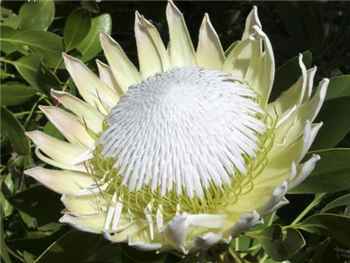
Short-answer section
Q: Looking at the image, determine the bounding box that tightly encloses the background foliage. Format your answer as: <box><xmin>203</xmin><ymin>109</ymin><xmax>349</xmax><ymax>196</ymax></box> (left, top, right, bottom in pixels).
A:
<box><xmin>1</xmin><ymin>1</ymin><xmax>350</xmax><ymax>262</ymax></box>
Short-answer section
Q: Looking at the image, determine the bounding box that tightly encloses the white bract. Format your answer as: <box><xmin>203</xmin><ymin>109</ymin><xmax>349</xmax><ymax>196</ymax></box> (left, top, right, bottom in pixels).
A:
<box><xmin>25</xmin><ymin>2</ymin><xmax>328</xmax><ymax>253</ymax></box>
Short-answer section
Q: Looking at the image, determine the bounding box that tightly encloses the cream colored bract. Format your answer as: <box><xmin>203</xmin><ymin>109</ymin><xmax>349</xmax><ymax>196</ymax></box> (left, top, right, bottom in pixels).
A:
<box><xmin>25</xmin><ymin>2</ymin><xmax>328</xmax><ymax>253</ymax></box>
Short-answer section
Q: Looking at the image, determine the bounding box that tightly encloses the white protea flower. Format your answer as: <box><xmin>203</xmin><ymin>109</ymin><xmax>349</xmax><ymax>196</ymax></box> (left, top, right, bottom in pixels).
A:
<box><xmin>25</xmin><ymin>2</ymin><xmax>328</xmax><ymax>253</ymax></box>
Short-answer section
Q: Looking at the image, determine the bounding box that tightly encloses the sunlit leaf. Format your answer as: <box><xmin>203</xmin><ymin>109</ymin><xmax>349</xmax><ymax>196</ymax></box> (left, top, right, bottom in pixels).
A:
<box><xmin>0</xmin><ymin>7</ymin><xmax>20</xmax><ymax>29</ymax></box>
<box><xmin>1</xmin><ymin>107</ymin><xmax>29</xmax><ymax>155</ymax></box>
<box><xmin>292</xmin><ymin>148</ymin><xmax>350</xmax><ymax>193</ymax></box>
<box><xmin>1</xmin><ymin>82</ymin><xmax>37</xmax><ymax>106</ymax></box>
<box><xmin>13</xmin><ymin>55</ymin><xmax>58</xmax><ymax>94</ymax></box>
<box><xmin>64</xmin><ymin>9</ymin><xmax>91</xmax><ymax>51</ymax></box>
<box><xmin>19</xmin><ymin>0</ymin><xmax>55</xmax><ymax>31</ymax></box>
<box><xmin>14</xmin><ymin>55</ymin><xmax>41</xmax><ymax>89</ymax></box>
<box><xmin>2</xmin><ymin>30</ymin><xmax>63</xmax><ymax>68</ymax></box>
<box><xmin>0</xmin><ymin>26</ymin><xmax>17</xmax><ymax>54</ymax></box>
<box><xmin>77</xmin><ymin>13</ymin><xmax>112</xmax><ymax>61</ymax></box>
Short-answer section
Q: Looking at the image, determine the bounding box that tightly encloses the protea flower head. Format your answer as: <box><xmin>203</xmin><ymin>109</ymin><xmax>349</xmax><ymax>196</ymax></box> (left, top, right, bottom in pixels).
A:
<box><xmin>25</xmin><ymin>1</ymin><xmax>329</xmax><ymax>253</ymax></box>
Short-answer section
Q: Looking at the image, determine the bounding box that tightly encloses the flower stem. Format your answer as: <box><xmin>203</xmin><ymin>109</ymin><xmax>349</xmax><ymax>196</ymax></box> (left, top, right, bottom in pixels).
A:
<box><xmin>259</xmin><ymin>254</ymin><xmax>268</xmax><ymax>263</ymax></box>
<box><xmin>235</xmin><ymin>237</ymin><xmax>239</xmax><ymax>251</ymax></box>
<box><xmin>291</xmin><ymin>193</ymin><xmax>325</xmax><ymax>225</ymax></box>
<box><xmin>267</xmin><ymin>210</ymin><xmax>276</xmax><ymax>226</ymax></box>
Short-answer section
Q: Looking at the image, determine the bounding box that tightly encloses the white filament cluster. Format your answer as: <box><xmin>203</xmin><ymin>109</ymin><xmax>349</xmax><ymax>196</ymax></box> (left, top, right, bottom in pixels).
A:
<box><xmin>100</xmin><ymin>67</ymin><xmax>265</xmax><ymax>198</ymax></box>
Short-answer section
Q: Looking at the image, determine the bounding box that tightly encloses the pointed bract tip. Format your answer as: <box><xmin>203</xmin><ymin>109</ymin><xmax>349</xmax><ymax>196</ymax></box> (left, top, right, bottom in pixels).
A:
<box><xmin>50</xmin><ymin>88</ymin><xmax>65</xmax><ymax>98</ymax></box>
<box><xmin>135</xmin><ymin>10</ymin><xmax>142</xmax><ymax>20</ymax></box>
<box><xmin>246</xmin><ymin>5</ymin><xmax>261</xmax><ymax>32</ymax></box>
<box><xmin>202</xmin><ymin>13</ymin><xmax>212</xmax><ymax>27</ymax></box>
<box><xmin>62</xmin><ymin>52</ymin><xmax>74</xmax><ymax>61</ymax></box>
<box><xmin>167</xmin><ymin>0</ymin><xmax>181</xmax><ymax>15</ymax></box>
<box><xmin>59</xmin><ymin>214</ymin><xmax>70</xmax><ymax>224</ymax></box>
<box><xmin>95</xmin><ymin>59</ymin><xmax>108</xmax><ymax>68</ymax></box>
<box><xmin>62</xmin><ymin>53</ymin><xmax>82</xmax><ymax>67</ymax></box>
<box><xmin>24</xmin><ymin>166</ymin><xmax>44</xmax><ymax>178</ymax></box>
<box><xmin>298</xmin><ymin>53</ymin><xmax>303</xmax><ymax>60</ymax></box>
<box><xmin>38</xmin><ymin>105</ymin><xmax>50</xmax><ymax>112</ymax></box>
<box><xmin>99</xmin><ymin>32</ymin><xmax>110</xmax><ymax>43</ymax></box>
<box><xmin>312</xmin><ymin>154</ymin><xmax>321</xmax><ymax>161</ymax></box>
<box><xmin>319</xmin><ymin>78</ymin><xmax>329</xmax><ymax>97</ymax></box>
<box><xmin>100</xmin><ymin>32</ymin><xmax>118</xmax><ymax>47</ymax></box>
<box><xmin>24</xmin><ymin>130</ymin><xmax>37</xmax><ymax>139</ymax></box>
<box><xmin>252</xmin><ymin>5</ymin><xmax>258</xmax><ymax>14</ymax></box>
<box><xmin>321</xmin><ymin>77</ymin><xmax>330</xmax><ymax>86</ymax></box>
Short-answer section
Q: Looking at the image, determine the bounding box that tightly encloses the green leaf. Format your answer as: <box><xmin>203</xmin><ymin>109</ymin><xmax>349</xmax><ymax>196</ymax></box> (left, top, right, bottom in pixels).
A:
<box><xmin>37</xmin><ymin>64</ymin><xmax>61</xmax><ymax>95</ymax></box>
<box><xmin>259</xmin><ymin>225</ymin><xmax>305</xmax><ymax>261</ymax></box>
<box><xmin>14</xmin><ymin>55</ymin><xmax>41</xmax><ymax>89</ymax></box>
<box><xmin>1</xmin><ymin>83</ymin><xmax>37</xmax><ymax>106</ymax></box>
<box><xmin>18</xmin><ymin>0</ymin><xmax>55</xmax><ymax>31</ymax></box>
<box><xmin>1</xmin><ymin>107</ymin><xmax>29</xmax><ymax>155</ymax></box>
<box><xmin>326</xmin><ymin>75</ymin><xmax>350</xmax><ymax>100</ymax></box>
<box><xmin>119</xmin><ymin>245</ymin><xmax>167</xmax><ymax>263</ymax></box>
<box><xmin>23</xmin><ymin>251</ymin><xmax>35</xmax><ymax>263</ymax></box>
<box><xmin>312</xmin><ymin>97</ymin><xmax>350</xmax><ymax>149</ymax></box>
<box><xmin>7</xmin><ymin>227</ymin><xmax>64</xmax><ymax>256</ymax></box>
<box><xmin>34</xmin><ymin>230</ymin><xmax>105</xmax><ymax>263</ymax></box>
<box><xmin>0</xmin><ymin>69</ymin><xmax>15</xmax><ymax>80</ymax></box>
<box><xmin>304</xmin><ymin>213</ymin><xmax>350</xmax><ymax>248</ymax></box>
<box><xmin>81</xmin><ymin>1</ymin><xmax>100</xmax><ymax>14</ymax></box>
<box><xmin>0</xmin><ymin>26</ymin><xmax>17</xmax><ymax>54</ymax></box>
<box><xmin>1</xmin><ymin>30</ymin><xmax>63</xmax><ymax>68</ymax></box>
<box><xmin>0</xmin><ymin>175</ymin><xmax>14</xmax><ymax>218</ymax></box>
<box><xmin>77</xmin><ymin>13</ymin><xmax>112</xmax><ymax>61</ymax></box>
<box><xmin>18</xmin><ymin>211</ymin><xmax>37</xmax><ymax>229</ymax></box>
<box><xmin>11</xmin><ymin>186</ymin><xmax>63</xmax><ymax>227</ymax></box>
<box><xmin>0</xmin><ymin>206</ymin><xmax>12</xmax><ymax>263</ymax></box>
<box><xmin>322</xmin><ymin>193</ymin><xmax>350</xmax><ymax>212</ymax></box>
<box><xmin>271</xmin><ymin>50</ymin><xmax>312</xmax><ymax>101</ymax></box>
<box><xmin>0</xmin><ymin>7</ymin><xmax>20</xmax><ymax>29</ymax></box>
<box><xmin>64</xmin><ymin>9</ymin><xmax>91</xmax><ymax>51</ymax></box>
<box><xmin>292</xmin><ymin>148</ymin><xmax>350</xmax><ymax>193</ymax></box>
<box><xmin>224</xmin><ymin>41</ymin><xmax>238</xmax><ymax>56</ymax></box>
<box><xmin>43</xmin><ymin>122</ymin><xmax>65</xmax><ymax>140</ymax></box>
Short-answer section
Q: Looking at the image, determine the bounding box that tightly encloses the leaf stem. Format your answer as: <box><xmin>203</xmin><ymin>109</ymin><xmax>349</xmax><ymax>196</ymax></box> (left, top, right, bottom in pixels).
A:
<box><xmin>14</xmin><ymin>111</ymin><xmax>42</xmax><ymax>117</ymax></box>
<box><xmin>0</xmin><ymin>57</ymin><xmax>14</xmax><ymax>65</ymax></box>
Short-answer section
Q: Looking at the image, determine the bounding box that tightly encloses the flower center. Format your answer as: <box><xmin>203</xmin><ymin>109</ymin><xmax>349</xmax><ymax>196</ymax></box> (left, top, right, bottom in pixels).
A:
<box><xmin>100</xmin><ymin>67</ymin><xmax>265</xmax><ymax>198</ymax></box>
